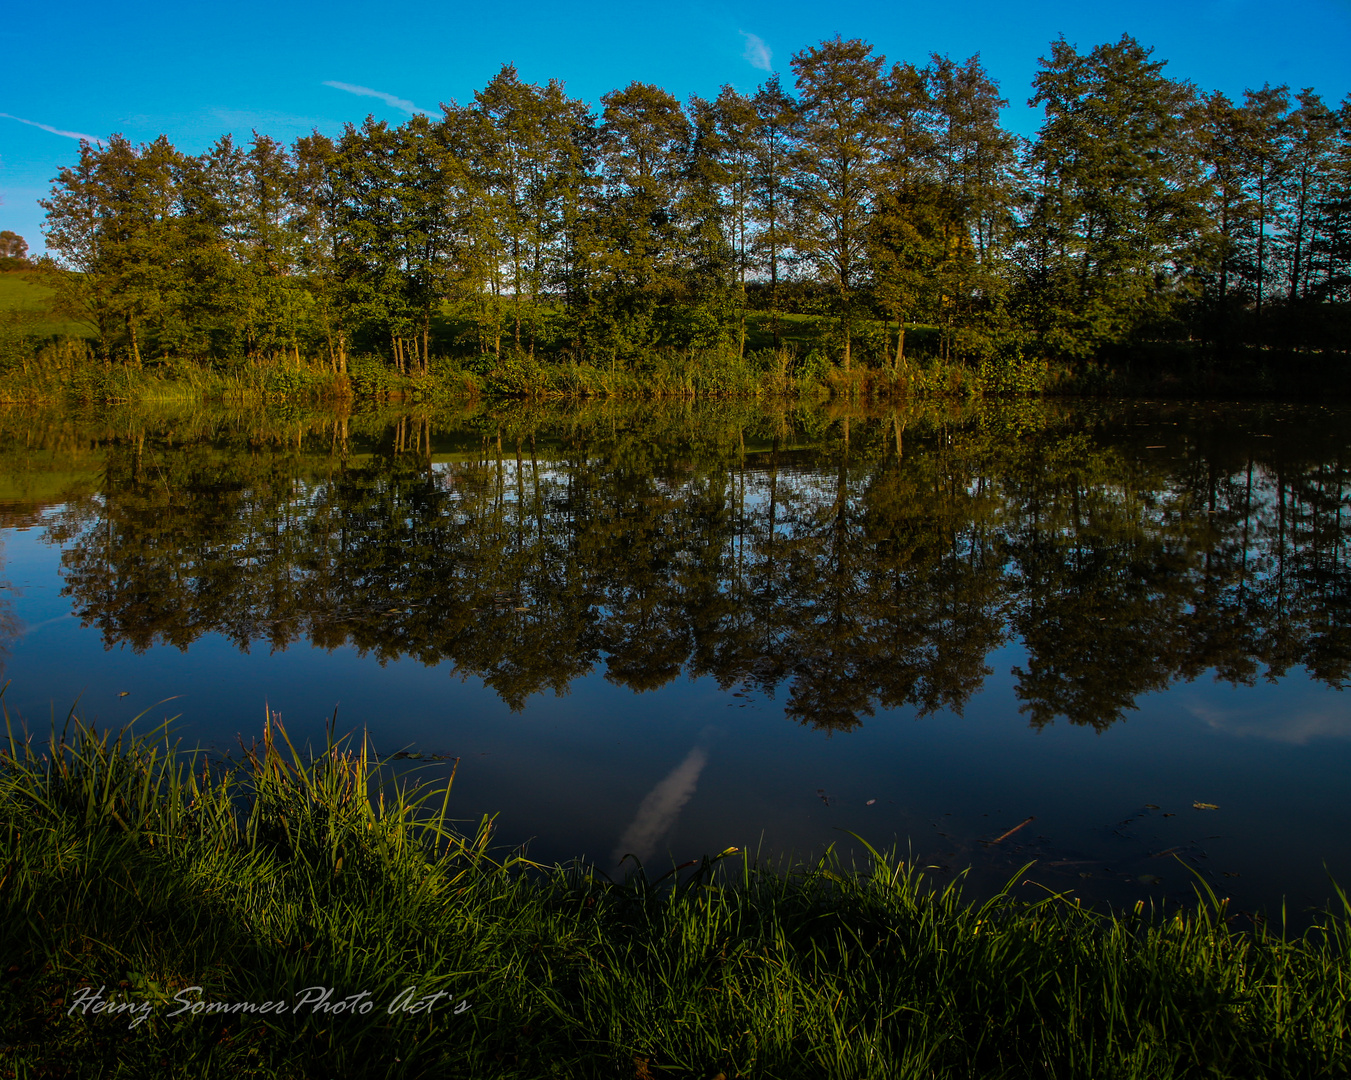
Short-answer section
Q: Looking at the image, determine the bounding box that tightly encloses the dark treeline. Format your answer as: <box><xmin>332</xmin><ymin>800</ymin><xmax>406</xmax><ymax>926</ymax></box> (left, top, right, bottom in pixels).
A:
<box><xmin>8</xmin><ymin>399</ymin><xmax>1348</xmax><ymax>731</ymax></box>
<box><xmin>35</xmin><ymin>36</ymin><xmax>1351</xmax><ymax>391</ymax></box>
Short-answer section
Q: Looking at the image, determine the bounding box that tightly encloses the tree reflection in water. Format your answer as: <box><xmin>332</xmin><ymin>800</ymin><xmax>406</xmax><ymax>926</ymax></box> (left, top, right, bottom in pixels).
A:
<box><xmin>11</xmin><ymin>399</ymin><xmax>1348</xmax><ymax>733</ymax></box>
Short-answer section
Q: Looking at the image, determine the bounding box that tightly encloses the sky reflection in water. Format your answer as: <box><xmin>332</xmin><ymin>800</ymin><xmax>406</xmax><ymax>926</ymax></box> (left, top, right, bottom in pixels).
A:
<box><xmin>0</xmin><ymin>398</ymin><xmax>1347</xmax><ymax>921</ymax></box>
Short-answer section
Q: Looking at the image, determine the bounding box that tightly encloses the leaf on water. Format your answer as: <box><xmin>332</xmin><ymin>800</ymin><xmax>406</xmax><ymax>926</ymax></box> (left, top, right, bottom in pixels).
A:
<box><xmin>1144</xmin><ymin>803</ymin><xmax>1159</xmax><ymax>809</ymax></box>
<box><xmin>1192</xmin><ymin>801</ymin><xmax>1219</xmax><ymax>810</ymax></box>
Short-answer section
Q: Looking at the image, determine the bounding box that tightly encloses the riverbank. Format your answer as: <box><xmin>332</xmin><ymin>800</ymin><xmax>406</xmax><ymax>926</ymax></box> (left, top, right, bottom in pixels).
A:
<box><xmin>2</xmin><ymin>711</ymin><xmax>1347</xmax><ymax>1079</ymax></box>
<box><xmin>5</xmin><ymin>344</ymin><xmax>1348</xmax><ymax>409</ymax></box>
<box><xmin>0</xmin><ymin>344</ymin><xmax>1048</xmax><ymax>408</ymax></box>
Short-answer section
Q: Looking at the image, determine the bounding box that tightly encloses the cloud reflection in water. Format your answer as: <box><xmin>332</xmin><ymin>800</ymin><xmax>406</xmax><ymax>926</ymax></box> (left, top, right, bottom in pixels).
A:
<box><xmin>613</xmin><ymin>744</ymin><xmax>709</xmax><ymax>869</ymax></box>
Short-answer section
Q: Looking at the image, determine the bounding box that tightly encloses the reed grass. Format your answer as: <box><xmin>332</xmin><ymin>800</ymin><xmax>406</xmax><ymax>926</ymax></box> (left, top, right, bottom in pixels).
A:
<box><xmin>0</xmin><ymin>331</ymin><xmax>1067</xmax><ymax>408</ymax></box>
<box><xmin>2</xmin><ymin>700</ymin><xmax>1348</xmax><ymax>1079</ymax></box>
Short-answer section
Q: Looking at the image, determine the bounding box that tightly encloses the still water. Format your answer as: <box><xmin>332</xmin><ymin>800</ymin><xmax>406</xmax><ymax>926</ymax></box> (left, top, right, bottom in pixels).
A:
<box><xmin>1</xmin><ymin>398</ymin><xmax>1348</xmax><ymax>921</ymax></box>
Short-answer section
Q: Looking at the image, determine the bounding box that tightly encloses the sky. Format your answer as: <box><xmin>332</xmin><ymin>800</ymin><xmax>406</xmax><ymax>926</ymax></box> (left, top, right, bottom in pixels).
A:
<box><xmin>4</xmin><ymin>0</ymin><xmax>1350</xmax><ymax>255</ymax></box>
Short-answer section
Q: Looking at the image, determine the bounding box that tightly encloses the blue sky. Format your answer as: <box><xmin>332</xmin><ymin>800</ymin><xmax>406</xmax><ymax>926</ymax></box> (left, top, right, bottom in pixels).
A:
<box><xmin>4</xmin><ymin>0</ymin><xmax>1350</xmax><ymax>254</ymax></box>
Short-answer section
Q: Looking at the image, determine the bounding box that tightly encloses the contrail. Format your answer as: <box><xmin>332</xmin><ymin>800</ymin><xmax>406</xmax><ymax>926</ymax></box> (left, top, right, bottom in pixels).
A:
<box><xmin>0</xmin><ymin>112</ymin><xmax>101</xmax><ymax>143</ymax></box>
<box><xmin>322</xmin><ymin>81</ymin><xmax>432</xmax><ymax>116</ymax></box>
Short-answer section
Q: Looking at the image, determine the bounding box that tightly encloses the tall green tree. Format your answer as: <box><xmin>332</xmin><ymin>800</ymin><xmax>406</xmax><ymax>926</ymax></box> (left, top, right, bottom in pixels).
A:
<box><xmin>595</xmin><ymin>82</ymin><xmax>690</xmax><ymax>359</ymax></box>
<box><xmin>293</xmin><ymin>131</ymin><xmax>354</xmax><ymax>374</ymax></box>
<box><xmin>1020</xmin><ymin>35</ymin><xmax>1205</xmax><ymax>361</ymax></box>
<box><xmin>791</xmin><ymin>36</ymin><xmax>888</xmax><ymax>371</ymax></box>
<box><xmin>706</xmin><ymin>85</ymin><xmax>760</xmax><ymax>355</ymax></box>
<box><xmin>1195</xmin><ymin>91</ymin><xmax>1248</xmax><ymax>325</ymax></box>
<box><xmin>1280</xmin><ymin>90</ymin><xmax>1337</xmax><ymax>303</ymax></box>
<box><xmin>41</xmin><ymin>134</ymin><xmax>182</xmax><ymax>365</ymax></box>
<box><xmin>869</xmin><ymin>58</ymin><xmax>937</xmax><ymax>369</ymax></box>
<box><xmin>334</xmin><ymin>117</ymin><xmax>417</xmax><ymax>369</ymax></box>
<box><xmin>926</xmin><ymin>54</ymin><xmax>1020</xmax><ymax>360</ymax></box>
<box><xmin>1310</xmin><ymin>97</ymin><xmax>1351</xmax><ymax>301</ymax></box>
<box><xmin>750</xmin><ymin>74</ymin><xmax>798</xmax><ymax>348</ymax></box>
<box><xmin>241</xmin><ymin>133</ymin><xmax>303</xmax><ymax>361</ymax></box>
<box><xmin>475</xmin><ymin>66</ymin><xmax>590</xmax><ymax>358</ymax></box>
<box><xmin>1233</xmin><ymin>85</ymin><xmax>1291</xmax><ymax>329</ymax></box>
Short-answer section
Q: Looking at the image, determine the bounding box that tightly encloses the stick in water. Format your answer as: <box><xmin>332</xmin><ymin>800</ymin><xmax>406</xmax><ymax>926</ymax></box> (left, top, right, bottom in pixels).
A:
<box><xmin>986</xmin><ymin>816</ymin><xmax>1035</xmax><ymax>845</ymax></box>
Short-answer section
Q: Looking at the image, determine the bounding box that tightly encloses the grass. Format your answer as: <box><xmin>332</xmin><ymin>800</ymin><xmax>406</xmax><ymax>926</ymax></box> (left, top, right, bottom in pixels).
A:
<box><xmin>0</xmin><ymin>344</ymin><xmax>1038</xmax><ymax>409</ymax></box>
<box><xmin>2</xmin><ymin>701</ymin><xmax>1349</xmax><ymax>1079</ymax></box>
<box><xmin>0</xmin><ymin>273</ymin><xmax>89</xmax><ymax>339</ymax></box>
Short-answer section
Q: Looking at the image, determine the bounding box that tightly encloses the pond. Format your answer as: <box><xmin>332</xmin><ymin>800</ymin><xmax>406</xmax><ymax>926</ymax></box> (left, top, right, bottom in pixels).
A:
<box><xmin>1</xmin><ymin>397</ymin><xmax>1348</xmax><ymax>922</ymax></box>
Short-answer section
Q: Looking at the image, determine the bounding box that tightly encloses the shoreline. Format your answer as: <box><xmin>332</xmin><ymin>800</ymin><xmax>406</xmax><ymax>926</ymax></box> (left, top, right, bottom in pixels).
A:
<box><xmin>3</xmin><ymin>713</ymin><xmax>1348</xmax><ymax>1077</ymax></box>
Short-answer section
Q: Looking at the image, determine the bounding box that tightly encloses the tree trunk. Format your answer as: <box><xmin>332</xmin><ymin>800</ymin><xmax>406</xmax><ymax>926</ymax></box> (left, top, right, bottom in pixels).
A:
<box><xmin>842</xmin><ymin>305</ymin><xmax>851</xmax><ymax>373</ymax></box>
<box><xmin>770</xmin><ymin>220</ymin><xmax>780</xmax><ymax>350</ymax></box>
<box><xmin>128</xmin><ymin>317</ymin><xmax>142</xmax><ymax>369</ymax></box>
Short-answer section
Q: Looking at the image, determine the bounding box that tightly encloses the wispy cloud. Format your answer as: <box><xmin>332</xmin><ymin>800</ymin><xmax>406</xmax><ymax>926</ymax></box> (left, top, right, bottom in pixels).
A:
<box><xmin>209</xmin><ymin>107</ymin><xmax>329</xmax><ymax>131</ymax></box>
<box><xmin>0</xmin><ymin>112</ymin><xmax>101</xmax><ymax>144</ymax></box>
<box><xmin>322</xmin><ymin>81</ymin><xmax>432</xmax><ymax>116</ymax></box>
<box><xmin>741</xmin><ymin>32</ymin><xmax>773</xmax><ymax>73</ymax></box>
<box><xmin>1188</xmin><ymin>700</ymin><xmax>1351</xmax><ymax>745</ymax></box>
<box><xmin>613</xmin><ymin>745</ymin><xmax>709</xmax><ymax>868</ymax></box>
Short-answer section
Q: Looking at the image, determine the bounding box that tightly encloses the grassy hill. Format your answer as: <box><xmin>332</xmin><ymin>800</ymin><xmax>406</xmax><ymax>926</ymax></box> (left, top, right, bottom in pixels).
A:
<box><xmin>0</xmin><ymin>270</ymin><xmax>92</xmax><ymax>338</ymax></box>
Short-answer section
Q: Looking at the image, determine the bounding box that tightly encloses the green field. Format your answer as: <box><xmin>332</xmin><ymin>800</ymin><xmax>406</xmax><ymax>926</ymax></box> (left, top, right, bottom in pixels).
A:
<box><xmin>0</xmin><ymin>270</ymin><xmax>92</xmax><ymax>338</ymax></box>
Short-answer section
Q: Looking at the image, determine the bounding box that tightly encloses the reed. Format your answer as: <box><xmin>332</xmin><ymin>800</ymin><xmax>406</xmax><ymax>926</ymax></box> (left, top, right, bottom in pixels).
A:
<box><xmin>2</xmin><ymin>701</ymin><xmax>1348</xmax><ymax>1078</ymax></box>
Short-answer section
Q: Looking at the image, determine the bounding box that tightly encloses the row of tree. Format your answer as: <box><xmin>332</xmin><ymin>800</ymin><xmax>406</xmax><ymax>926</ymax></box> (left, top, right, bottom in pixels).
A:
<box><xmin>38</xmin><ymin>35</ymin><xmax>1351</xmax><ymax>379</ymax></box>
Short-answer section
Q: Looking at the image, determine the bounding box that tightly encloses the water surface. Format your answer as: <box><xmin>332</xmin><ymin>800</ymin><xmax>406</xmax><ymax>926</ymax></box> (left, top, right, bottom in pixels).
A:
<box><xmin>1</xmin><ymin>398</ymin><xmax>1347</xmax><ymax>921</ymax></box>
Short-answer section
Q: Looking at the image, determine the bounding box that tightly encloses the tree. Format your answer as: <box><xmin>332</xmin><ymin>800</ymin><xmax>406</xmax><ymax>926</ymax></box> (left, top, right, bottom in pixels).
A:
<box><xmin>293</xmin><ymin>131</ymin><xmax>353</xmax><ymax>374</ymax></box>
<box><xmin>706</xmin><ymin>85</ymin><xmax>760</xmax><ymax>355</ymax></box>
<box><xmin>869</xmin><ymin>58</ymin><xmax>938</xmax><ymax>369</ymax></box>
<box><xmin>1021</xmin><ymin>35</ymin><xmax>1205</xmax><ymax>361</ymax></box>
<box><xmin>1280</xmin><ymin>90</ymin><xmax>1336</xmax><ymax>303</ymax></box>
<box><xmin>594</xmin><ymin>82</ymin><xmax>691</xmax><ymax>359</ymax></box>
<box><xmin>41</xmin><ymin>134</ymin><xmax>183</xmax><ymax>365</ymax></box>
<box><xmin>1234</xmin><ymin>85</ymin><xmax>1290</xmax><ymax>329</ymax></box>
<box><xmin>1310</xmin><ymin>96</ymin><xmax>1351</xmax><ymax>302</ymax></box>
<box><xmin>791</xmin><ymin>36</ymin><xmax>888</xmax><ymax>371</ymax></box>
<box><xmin>1195</xmin><ymin>91</ymin><xmax>1248</xmax><ymax>325</ymax></box>
<box><xmin>680</xmin><ymin>92</ymin><xmax>736</xmax><ymax>352</ymax></box>
<box><xmin>164</xmin><ymin>135</ymin><xmax>241</xmax><ymax>360</ymax></box>
<box><xmin>750</xmin><ymin>74</ymin><xmax>798</xmax><ymax>348</ymax></box>
<box><xmin>0</xmin><ymin>231</ymin><xmax>29</xmax><ymax>268</ymax></box>
<box><xmin>475</xmin><ymin>66</ymin><xmax>591</xmax><ymax>359</ymax></box>
<box><xmin>334</xmin><ymin>117</ymin><xmax>419</xmax><ymax>369</ymax></box>
<box><xmin>926</xmin><ymin>54</ymin><xmax>1020</xmax><ymax>361</ymax></box>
